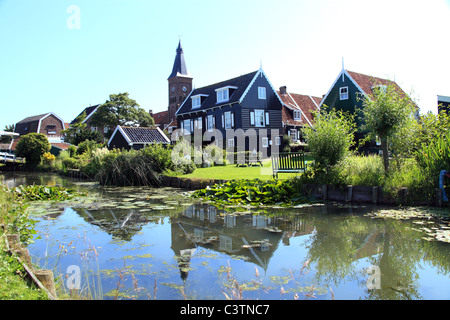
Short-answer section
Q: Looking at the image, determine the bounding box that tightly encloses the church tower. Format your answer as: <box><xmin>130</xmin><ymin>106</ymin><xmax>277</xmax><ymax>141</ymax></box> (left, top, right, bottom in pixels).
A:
<box><xmin>168</xmin><ymin>41</ymin><xmax>193</xmax><ymax>124</ymax></box>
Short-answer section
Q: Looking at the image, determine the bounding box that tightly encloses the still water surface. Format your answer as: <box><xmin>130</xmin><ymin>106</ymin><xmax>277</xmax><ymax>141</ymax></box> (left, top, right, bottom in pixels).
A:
<box><xmin>2</xmin><ymin>172</ymin><xmax>450</xmax><ymax>300</ymax></box>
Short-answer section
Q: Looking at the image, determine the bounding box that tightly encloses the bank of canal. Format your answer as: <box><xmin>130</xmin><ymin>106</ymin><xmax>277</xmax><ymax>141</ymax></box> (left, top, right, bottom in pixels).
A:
<box><xmin>1</xmin><ymin>172</ymin><xmax>450</xmax><ymax>300</ymax></box>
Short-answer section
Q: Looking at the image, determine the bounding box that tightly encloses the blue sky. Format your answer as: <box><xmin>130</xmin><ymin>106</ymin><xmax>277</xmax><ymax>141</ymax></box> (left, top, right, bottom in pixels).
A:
<box><xmin>1</xmin><ymin>0</ymin><xmax>449</xmax><ymax>130</ymax></box>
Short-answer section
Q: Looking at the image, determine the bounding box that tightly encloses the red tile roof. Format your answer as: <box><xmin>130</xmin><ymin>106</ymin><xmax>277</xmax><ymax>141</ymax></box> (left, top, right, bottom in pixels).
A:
<box><xmin>278</xmin><ymin>90</ymin><xmax>321</xmax><ymax>128</ymax></box>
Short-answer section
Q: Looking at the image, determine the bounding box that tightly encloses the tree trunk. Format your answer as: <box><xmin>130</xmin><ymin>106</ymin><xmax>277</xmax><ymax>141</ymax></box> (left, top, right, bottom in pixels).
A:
<box><xmin>381</xmin><ymin>136</ymin><xmax>389</xmax><ymax>174</ymax></box>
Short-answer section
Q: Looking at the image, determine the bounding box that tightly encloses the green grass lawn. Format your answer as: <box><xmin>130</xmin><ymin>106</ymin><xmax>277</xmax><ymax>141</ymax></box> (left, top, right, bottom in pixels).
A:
<box><xmin>179</xmin><ymin>160</ymin><xmax>304</xmax><ymax>180</ymax></box>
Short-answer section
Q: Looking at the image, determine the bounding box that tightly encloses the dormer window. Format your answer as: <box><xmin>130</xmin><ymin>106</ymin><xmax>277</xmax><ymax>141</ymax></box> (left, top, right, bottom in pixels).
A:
<box><xmin>215</xmin><ymin>86</ymin><xmax>238</xmax><ymax>103</ymax></box>
<box><xmin>191</xmin><ymin>94</ymin><xmax>208</xmax><ymax>109</ymax></box>
<box><xmin>192</xmin><ymin>96</ymin><xmax>201</xmax><ymax>109</ymax></box>
<box><xmin>293</xmin><ymin>110</ymin><xmax>302</xmax><ymax>120</ymax></box>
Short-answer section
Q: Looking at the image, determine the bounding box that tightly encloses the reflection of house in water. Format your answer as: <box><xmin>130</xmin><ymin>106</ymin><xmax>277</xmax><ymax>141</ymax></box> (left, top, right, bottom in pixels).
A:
<box><xmin>170</xmin><ymin>204</ymin><xmax>316</xmax><ymax>281</ymax></box>
<box><xmin>75</xmin><ymin>208</ymin><xmax>159</xmax><ymax>241</ymax></box>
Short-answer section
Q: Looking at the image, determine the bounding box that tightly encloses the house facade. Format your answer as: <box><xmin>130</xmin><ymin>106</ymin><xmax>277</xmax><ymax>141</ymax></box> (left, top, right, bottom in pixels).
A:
<box><xmin>175</xmin><ymin>68</ymin><xmax>284</xmax><ymax>157</ymax></box>
<box><xmin>14</xmin><ymin>112</ymin><xmax>66</xmax><ymax>141</ymax></box>
<box><xmin>108</xmin><ymin>125</ymin><xmax>170</xmax><ymax>150</ymax></box>
<box><xmin>320</xmin><ymin>69</ymin><xmax>415</xmax><ymax>153</ymax></box>
<box><xmin>277</xmin><ymin>86</ymin><xmax>321</xmax><ymax>143</ymax></box>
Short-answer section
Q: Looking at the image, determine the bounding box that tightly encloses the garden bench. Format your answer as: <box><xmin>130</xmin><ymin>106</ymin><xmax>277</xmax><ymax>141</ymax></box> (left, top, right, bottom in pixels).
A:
<box><xmin>271</xmin><ymin>152</ymin><xmax>307</xmax><ymax>178</ymax></box>
<box><xmin>235</xmin><ymin>152</ymin><xmax>263</xmax><ymax>167</ymax></box>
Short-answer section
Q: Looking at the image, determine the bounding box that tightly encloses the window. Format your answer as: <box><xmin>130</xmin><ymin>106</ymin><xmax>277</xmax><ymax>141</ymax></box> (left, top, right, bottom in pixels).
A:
<box><xmin>255</xmin><ymin>110</ymin><xmax>265</xmax><ymax>127</ymax></box>
<box><xmin>196</xmin><ymin>117</ymin><xmax>202</xmax><ymax>129</ymax></box>
<box><xmin>223</xmin><ymin>112</ymin><xmax>234</xmax><ymax>129</ymax></box>
<box><xmin>227</xmin><ymin>139</ymin><xmax>235</xmax><ymax>148</ymax></box>
<box><xmin>192</xmin><ymin>96</ymin><xmax>201</xmax><ymax>108</ymax></box>
<box><xmin>262</xmin><ymin>137</ymin><xmax>269</xmax><ymax>148</ymax></box>
<box><xmin>207</xmin><ymin>115</ymin><xmax>215</xmax><ymax>132</ymax></box>
<box><xmin>340</xmin><ymin>87</ymin><xmax>349</xmax><ymax>100</ymax></box>
<box><xmin>293</xmin><ymin>110</ymin><xmax>302</xmax><ymax>120</ymax></box>
<box><xmin>216</xmin><ymin>89</ymin><xmax>229</xmax><ymax>103</ymax></box>
<box><xmin>258</xmin><ymin>87</ymin><xmax>266</xmax><ymax>99</ymax></box>
<box><xmin>275</xmin><ymin>136</ymin><xmax>281</xmax><ymax>146</ymax></box>
<box><xmin>183</xmin><ymin>119</ymin><xmax>191</xmax><ymax>133</ymax></box>
<box><xmin>289</xmin><ymin>129</ymin><xmax>297</xmax><ymax>141</ymax></box>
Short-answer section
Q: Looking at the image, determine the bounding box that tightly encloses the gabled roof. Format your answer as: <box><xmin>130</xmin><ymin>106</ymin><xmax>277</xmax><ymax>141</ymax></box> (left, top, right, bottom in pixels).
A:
<box><xmin>15</xmin><ymin>112</ymin><xmax>66</xmax><ymax>134</ymax></box>
<box><xmin>175</xmin><ymin>70</ymin><xmax>259</xmax><ymax>116</ymax></box>
<box><xmin>320</xmin><ymin>69</ymin><xmax>409</xmax><ymax>108</ymax></box>
<box><xmin>16</xmin><ymin>113</ymin><xmax>50</xmax><ymax>124</ymax></box>
<box><xmin>108</xmin><ymin>125</ymin><xmax>170</xmax><ymax>147</ymax></box>
<box><xmin>278</xmin><ymin>89</ymin><xmax>321</xmax><ymax>128</ymax></box>
<box><xmin>153</xmin><ymin>110</ymin><xmax>169</xmax><ymax>126</ymax></box>
<box><xmin>70</xmin><ymin>104</ymin><xmax>100</xmax><ymax>125</ymax></box>
<box><xmin>168</xmin><ymin>41</ymin><xmax>191</xmax><ymax>80</ymax></box>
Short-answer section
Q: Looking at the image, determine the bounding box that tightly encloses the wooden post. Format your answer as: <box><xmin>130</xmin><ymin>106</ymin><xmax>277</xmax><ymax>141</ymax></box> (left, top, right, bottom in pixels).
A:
<box><xmin>346</xmin><ymin>185</ymin><xmax>353</xmax><ymax>202</ymax></box>
<box><xmin>399</xmin><ymin>187</ymin><xmax>408</xmax><ymax>205</ymax></box>
<box><xmin>372</xmin><ymin>186</ymin><xmax>379</xmax><ymax>205</ymax></box>
<box><xmin>321</xmin><ymin>185</ymin><xmax>327</xmax><ymax>200</ymax></box>
<box><xmin>34</xmin><ymin>269</ymin><xmax>57</xmax><ymax>299</ymax></box>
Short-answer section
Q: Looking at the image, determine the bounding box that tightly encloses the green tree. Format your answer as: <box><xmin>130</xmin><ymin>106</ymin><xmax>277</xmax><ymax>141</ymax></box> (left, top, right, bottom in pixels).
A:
<box><xmin>0</xmin><ymin>124</ymin><xmax>15</xmax><ymax>143</ymax></box>
<box><xmin>359</xmin><ymin>84</ymin><xmax>416</xmax><ymax>173</ymax></box>
<box><xmin>90</xmin><ymin>93</ymin><xmax>155</xmax><ymax>135</ymax></box>
<box><xmin>15</xmin><ymin>133</ymin><xmax>51</xmax><ymax>166</ymax></box>
<box><xmin>303</xmin><ymin>108</ymin><xmax>356</xmax><ymax>173</ymax></box>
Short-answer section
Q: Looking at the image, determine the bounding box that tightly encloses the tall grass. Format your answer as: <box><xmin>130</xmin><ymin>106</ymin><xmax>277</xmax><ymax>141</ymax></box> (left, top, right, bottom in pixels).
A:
<box><xmin>339</xmin><ymin>155</ymin><xmax>385</xmax><ymax>186</ymax></box>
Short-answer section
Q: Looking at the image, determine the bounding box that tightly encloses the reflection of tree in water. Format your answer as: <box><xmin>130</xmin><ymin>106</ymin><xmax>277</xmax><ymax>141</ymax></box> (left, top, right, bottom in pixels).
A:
<box><xmin>305</xmin><ymin>211</ymin><xmax>450</xmax><ymax>300</ymax></box>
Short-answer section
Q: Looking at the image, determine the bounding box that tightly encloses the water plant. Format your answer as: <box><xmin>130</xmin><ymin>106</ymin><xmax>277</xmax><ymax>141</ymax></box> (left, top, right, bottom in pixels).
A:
<box><xmin>191</xmin><ymin>178</ymin><xmax>311</xmax><ymax>206</ymax></box>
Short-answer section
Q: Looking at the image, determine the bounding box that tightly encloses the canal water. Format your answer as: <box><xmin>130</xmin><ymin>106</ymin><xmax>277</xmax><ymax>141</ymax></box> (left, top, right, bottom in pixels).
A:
<box><xmin>2</xmin><ymin>172</ymin><xmax>450</xmax><ymax>300</ymax></box>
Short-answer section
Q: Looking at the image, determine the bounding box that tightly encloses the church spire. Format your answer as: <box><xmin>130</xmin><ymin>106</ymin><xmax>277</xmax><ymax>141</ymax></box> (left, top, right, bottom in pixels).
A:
<box><xmin>168</xmin><ymin>40</ymin><xmax>190</xmax><ymax>80</ymax></box>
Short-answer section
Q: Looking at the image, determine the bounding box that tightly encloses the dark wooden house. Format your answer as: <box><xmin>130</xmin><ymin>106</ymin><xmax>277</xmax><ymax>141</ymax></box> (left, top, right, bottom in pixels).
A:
<box><xmin>175</xmin><ymin>68</ymin><xmax>284</xmax><ymax>156</ymax></box>
<box><xmin>107</xmin><ymin>125</ymin><xmax>170</xmax><ymax>150</ymax></box>
<box><xmin>320</xmin><ymin>69</ymin><xmax>416</xmax><ymax>153</ymax></box>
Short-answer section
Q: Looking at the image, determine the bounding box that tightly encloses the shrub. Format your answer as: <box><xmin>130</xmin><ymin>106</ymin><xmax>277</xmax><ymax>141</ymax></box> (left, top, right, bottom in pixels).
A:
<box><xmin>42</xmin><ymin>152</ymin><xmax>55</xmax><ymax>165</ymax></box>
<box><xmin>303</xmin><ymin>108</ymin><xmax>356</xmax><ymax>173</ymax></box>
<box><xmin>76</xmin><ymin>140</ymin><xmax>103</xmax><ymax>156</ymax></box>
<box><xmin>15</xmin><ymin>133</ymin><xmax>51</xmax><ymax>166</ymax></box>
<box><xmin>62</xmin><ymin>157</ymin><xmax>80</xmax><ymax>170</ymax></box>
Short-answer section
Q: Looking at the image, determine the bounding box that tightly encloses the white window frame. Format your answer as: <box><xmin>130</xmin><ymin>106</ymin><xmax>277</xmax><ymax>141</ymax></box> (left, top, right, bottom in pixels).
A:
<box><xmin>254</xmin><ymin>109</ymin><xmax>265</xmax><ymax>127</ymax></box>
<box><xmin>183</xmin><ymin>119</ymin><xmax>191</xmax><ymax>134</ymax></box>
<box><xmin>275</xmin><ymin>136</ymin><xmax>281</xmax><ymax>146</ymax></box>
<box><xmin>227</xmin><ymin>138</ymin><xmax>235</xmax><ymax>148</ymax></box>
<box><xmin>207</xmin><ymin>115</ymin><xmax>214</xmax><ymax>132</ymax></box>
<box><xmin>192</xmin><ymin>96</ymin><xmax>201</xmax><ymax>109</ymax></box>
<box><xmin>262</xmin><ymin>137</ymin><xmax>269</xmax><ymax>148</ymax></box>
<box><xmin>293</xmin><ymin>110</ymin><xmax>302</xmax><ymax>121</ymax></box>
<box><xmin>224</xmin><ymin>111</ymin><xmax>233</xmax><ymax>129</ymax></box>
<box><xmin>216</xmin><ymin>89</ymin><xmax>229</xmax><ymax>103</ymax></box>
<box><xmin>340</xmin><ymin>87</ymin><xmax>349</xmax><ymax>100</ymax></box>
<box><xmin>289</xmin><ymin>129</ymin><xmax>297</xmax><ymax>142</ymax></box>
<box><xmin>258</xmin><ymin>87</ymin><xmax>266</xmax><ymax>100</ymax></box>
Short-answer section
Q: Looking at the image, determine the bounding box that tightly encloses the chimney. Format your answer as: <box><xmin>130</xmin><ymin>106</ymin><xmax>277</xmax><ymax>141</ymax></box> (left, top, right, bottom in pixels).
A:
<box><xmin>280</xmin><ymin>86</ymin><xmax>287</xmax><ymax>94</ymax></box>
<box><xmin>149</xmin><ymin>109</ymin><xmax>153</xmax><ymax>117</ymax></box>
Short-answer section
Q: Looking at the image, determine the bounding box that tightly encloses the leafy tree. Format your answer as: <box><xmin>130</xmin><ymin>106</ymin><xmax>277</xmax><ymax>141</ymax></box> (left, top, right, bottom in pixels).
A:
<box><xmin>359</xmin><ymin>84</ymin><xmax>416</xmax><ymax>173</ymax></box>
<box><xmin>62</xmin><ymin>112</ymin><xmax>103</xmax><ymax>145</ymax></box>
<box><xmin>90</xmin><ymin>93</ymin><xmax>155</xmax><ymax>135</ymax></box>
<box><xmin>15</xmin><ymin>133</ymin><xmax>51</xmax><ymax>166</ymax></box>
<box><xmin>0</xmin><ymin>124</ymin><xmax>15</xmax><ymax>143</ymax></box>
<box><xmin>303</xmin><ymin>108</ymin><xmax>356</xmax><ymax>173</ymax></box>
